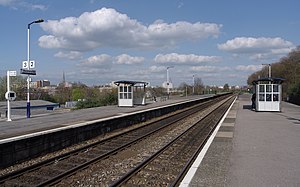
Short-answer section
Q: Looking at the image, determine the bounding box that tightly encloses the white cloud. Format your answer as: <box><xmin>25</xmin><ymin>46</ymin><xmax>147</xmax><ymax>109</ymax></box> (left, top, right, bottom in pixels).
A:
<box><xmin>218</xmin><ymin>37</ymin><xmax>295</xmax><ymax>62</ymax></box>
<box><xmin>235</xmin><ymin>65</ymin><xmax>262</xmax><ymax>72</ymax></box>
<box><xmin>177</xmin><ymin>2</ymin><xmax>184</xmax><ymax>8</ymax></box>
<box><xmin>39</xmin><ymin>7</ymin><xmax>222</xmax><ymax>51</ymax></box>
<box><xmin>79</xmin><ymin>54</ymin><xmax>112</xmax><ymax>68</ymax></box>
<box><xmin>0</xmin><ymin>0</ymin><xmax>46</xmax><ymax>10</ymax></box>
<box><xmin>39</xmin><ymin>35</ymin><xmax>68</xmax><ymax>49</ymax></box>
<box><xmin>78</xmin><ymin>53</ymin><xmax>145</xmax><ymax>71</ymax></box>
<box><xmin>54</xmin><ymin>51</ymin><xmax>82</xmax><ymax>60</ymax></box>
<box><xmin>218</xmin><ymin>37</ymin><xmax>295</xmax><ymax>61</ymax></box>
<box><xmin>28</xmin><ymin>4</ymin><xmax>47</xmax><ymax>11</ymax></box>
<box><xmin>149</xmin><ymin>65</ymin><xmax>166</xmax><ymax>73</ymax></box>
<box><xmin>154</xmin><ymin>53</ymin><xmax>221</xmax><ymax>64</ymax></box>
<box><xmin>218</xmin><ymin>37</ymin><xmax>293</xmax><ymax>52</ymax></box>
<box><xmin>191</xmin><ymin>66</ymin><xmax>230</xmax><ymax>73</ymax></box>
<box><xmin>114</xmin><ymin>54</ymin><xmax>144</xmax><ymax>65</ymax></box>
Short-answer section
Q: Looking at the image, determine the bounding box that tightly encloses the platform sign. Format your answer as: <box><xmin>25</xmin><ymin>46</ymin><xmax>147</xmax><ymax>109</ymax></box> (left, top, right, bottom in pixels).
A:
<box><xmin>22</xmin><ymin>60</ymin><xmax>35</xmax><ymax>69</ymax></box>
<box><xmin>9</xmin><ymin>71</ymin><xmax>17</xmax><ymax>76</ymax></box>
<box><xmin>5</xmin><ymin>91</ymin><xmax>16</xmax><ymax>101</ymax></box>
<box><xmin>22</xmin><ymin>61</ymin><xmax>29</xmax><ymax>69</ymax></box>
<box><xmin>29</xmin><ymin>61</ymin><xmax>35</xmax><ymax>69</ymax></box>
<box><xmin>20</xmin><ymin>69</ymin><xmax>36</xmax><ymax>75</ymax></box>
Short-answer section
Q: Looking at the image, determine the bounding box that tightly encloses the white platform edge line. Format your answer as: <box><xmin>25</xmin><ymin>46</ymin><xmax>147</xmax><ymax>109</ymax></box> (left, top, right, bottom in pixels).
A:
<box><xmin>0</xmin><ymin>96</ymin><xmax>212</xmax><ymax>144</ymax></box>
<box><xmin>179</xmin><ymin>96</ymin><xmax>237</xmax><ymax>187</ymax></box>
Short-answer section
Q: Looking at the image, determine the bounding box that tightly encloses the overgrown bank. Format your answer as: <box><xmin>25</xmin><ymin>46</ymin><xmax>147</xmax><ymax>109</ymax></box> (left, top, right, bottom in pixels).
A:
<box><xmin>247</xmin><ymin>46</ymin><xmax>300</xmax><ymax>105</ymax></box>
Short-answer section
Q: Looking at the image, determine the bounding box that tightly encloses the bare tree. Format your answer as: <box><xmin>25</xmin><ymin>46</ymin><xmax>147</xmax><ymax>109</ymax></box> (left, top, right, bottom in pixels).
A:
<box><xmin>194</xmin><ymin>77</ymin><xmax>205</xmax><ymax>95</ymax></box>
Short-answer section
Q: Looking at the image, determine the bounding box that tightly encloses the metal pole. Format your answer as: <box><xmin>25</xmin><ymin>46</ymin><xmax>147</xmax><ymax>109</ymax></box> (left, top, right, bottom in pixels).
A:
<box><xmin>193</xmin><ymin>75</ymin><xmax>195</xmax><ymax>95</ymax></box>
<box><xmin>167</xmin><ymin>68</ymin><xmax>169</xmax><ymax>95</ymax></box>
<box><xmin>25</xmin><ymin>19</ymin><xmax>43</xmax><ymax>118</ymax></box>
<box><xmin>27</xmin><ymin>24</ymin><xmax>31</xmax><ymax>118</ymax></box>
<box><xmin>262</xmin><ymin>63</ymin><xmax>271</xmax><ymax>78</ymax></box>
<box><xmin>7</xmin><ymin>71</ymin><xmax>11</xmax><ymax>121</ymax></box>
<box><xmin>262</xmin><ymin>63</ymin><xmax>271</xmax><ymax>84</ymax></box>
<box><xmin>166</xmin><ymin>66</ymin><xmax>174</xmax><ymax>97</ymax></box>
<box><xmin>186</xmin><ymin>86</ymin><xmax>187</xmax><ymax>97</ymax></box>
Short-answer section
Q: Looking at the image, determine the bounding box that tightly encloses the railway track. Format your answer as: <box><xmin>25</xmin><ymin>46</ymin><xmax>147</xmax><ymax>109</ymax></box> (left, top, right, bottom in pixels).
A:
<box><xmin>111</xmin><ymin>95</ymin><xmax>235</xmax><ymax>186</ymax></box>
<box><xmin>0</xmin><ymin>94</ymin><xmax>234</xmax><ymax>187</ymax></box>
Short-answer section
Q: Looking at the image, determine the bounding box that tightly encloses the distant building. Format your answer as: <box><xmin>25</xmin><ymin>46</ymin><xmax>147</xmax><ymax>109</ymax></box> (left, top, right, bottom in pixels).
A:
<box><xmin>41</xmin><ymin>85</ymin><xmax>57</xmax><ymax>95</ymax></box>
<box><xmin>36</xmin><ymin>80</ymin><xmax>50</xmax><ymax>88</ymax></box>
<box><xmin>30</xmin><ymin>81</ymin><xmax>37</xmax><ymax>88</ymax></box>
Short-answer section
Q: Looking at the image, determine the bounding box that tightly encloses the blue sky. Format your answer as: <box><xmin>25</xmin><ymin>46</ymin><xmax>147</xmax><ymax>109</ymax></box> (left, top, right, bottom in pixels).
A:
<box><xmin>0</xmin><ymin>0</ymin><xmax>299</xmax><ymax>87</ymax></box>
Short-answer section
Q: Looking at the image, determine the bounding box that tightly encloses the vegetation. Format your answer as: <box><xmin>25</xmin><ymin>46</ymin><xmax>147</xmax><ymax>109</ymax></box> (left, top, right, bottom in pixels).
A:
<box><xmin>0</xmin><ymin>75</ymin><xmax>27</xmax><ymax>100</ymax></box>
<box><xmin>247</xmin><ymin>46</ymin><xmax>300</xmax><ymax>105</ymax></box>
<box><xmin>178</xmin><ymin>77</ymin><xmax>205</xmax><ymax>95</ymax></box>
<box><xmin>0</xmin><ymin>77</ymin><xmax>118</xmax><ymax>109</ymax></box>
<box><xmin>76</xmin><ymin>92</ymin><xmax>118</xmax><ymax>109</ymax></box>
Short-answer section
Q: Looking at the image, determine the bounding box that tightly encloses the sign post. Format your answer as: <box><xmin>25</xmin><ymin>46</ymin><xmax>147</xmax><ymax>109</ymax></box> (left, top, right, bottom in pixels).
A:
<box><xmin>21</xmin><ymin>60</ymin><xmax>36</xmax><ymax>118</ymax></box>
<box><xmin>6</xmin><ymin>71</ymin><xmax>17</xmax><ymax>121</ymax></box>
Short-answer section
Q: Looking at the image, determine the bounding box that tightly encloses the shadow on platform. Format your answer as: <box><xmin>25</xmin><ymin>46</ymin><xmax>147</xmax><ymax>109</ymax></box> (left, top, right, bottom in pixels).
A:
<box><xmin>243</xmin><ymin>105</ymin><xmax>252</xmax><ymax>110</ymax></box>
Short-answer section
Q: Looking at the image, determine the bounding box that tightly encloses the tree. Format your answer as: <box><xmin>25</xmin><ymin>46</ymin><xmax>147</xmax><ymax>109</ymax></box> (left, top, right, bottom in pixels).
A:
<box><xmin>247</xmin><ymin>46</ymin><xmax>300</xmax><ymax>105</ymax></box>
<box><xmin>194</xmin><ymin>78</ymin><xmax>205</xmax><ymax>94</ymax></box>
<box><xmin>223</xmin><ymin>83</ymin><xmax>230</xmax><ymax>91</ymax></box>
<box><xmin>0</xmin><ymin>75</ymin><xmax>27</xmax><ymax>101</ymax></box>
<box><xmin>178</xmin><ymin>82</ymin><xmax>192</xmax><ymax>95</ymax></box>
<box><xmin>148</xmin><ymin>86</ymin><xmax>165</xmax><ymax>97</ymax></box>
<box><xmin>54</xmin><ymin>85</ymin><xmax>72</xmax><ymax>104</ymax></box>
<box><xmin>0</xmin><ymin>77</ymin><xmax>5</xmax><ymax>101</ymax></box>
<box><xmin>72</xmin><ymin>87</ymin><xmax>86</xmax><ymax>101</ymax></box>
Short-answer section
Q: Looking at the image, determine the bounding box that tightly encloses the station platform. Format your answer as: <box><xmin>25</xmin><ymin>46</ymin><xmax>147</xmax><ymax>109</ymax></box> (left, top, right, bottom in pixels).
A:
<box><xmin>0</xmin><ymin>95</ymin><xmax>212</xmax><ymax>141</ymax></box>
<box><xmin>2</xmin><ymin>94</ymin><xmax>226</xmax><ymax>168</ymax></box>
<box><xmin>181</xmin><ymin>93</ymin><xmax>300</xmax><ymax>186</ymax></box>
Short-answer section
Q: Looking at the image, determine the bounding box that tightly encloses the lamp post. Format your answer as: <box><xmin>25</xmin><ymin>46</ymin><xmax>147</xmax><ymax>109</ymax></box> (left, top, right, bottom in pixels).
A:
<box><xmin>27</xmin><ymin>19</ymin><xmax>44</xmax><ymax>118</ymax></box>
<box><xmin>262</xmin><ymin>63</ymin><xmax>271</xmax><ymax>84</ymax></box>
<box><xmin>166</xmin><ymin>66</ymin><xmax>174</xmax><ymax>96</ymax></box>
<box><xmin>192</xmin><ymin>75</ymin><xmax>195</xmax><ymax>95</ymax></box>
<box><xmin>262</xmin><ymin>63</ymin><xmax>271</xmax><ymax>78</ymax></box>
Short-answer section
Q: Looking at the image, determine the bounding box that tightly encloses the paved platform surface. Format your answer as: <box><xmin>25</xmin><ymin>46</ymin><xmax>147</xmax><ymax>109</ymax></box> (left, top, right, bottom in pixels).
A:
<box><xmin>0</xmin><ymin>95</ymin><xmax>211</xmax><ymax>141</ymax></box>
<box><xmin>187</xmin><ymin>94</ymin><xmax>300</xmax><ymax>186</ymax></box>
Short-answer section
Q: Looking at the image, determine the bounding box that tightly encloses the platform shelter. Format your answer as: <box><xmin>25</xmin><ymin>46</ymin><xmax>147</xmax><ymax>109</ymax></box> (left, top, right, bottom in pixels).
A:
<box><xmin>114</xmin><ymin>80</ymin><xmax>148</xmax><ymax>107</ymax></box>
<box><xmin>252</xmin><ymin>77</ymin><xmax>284</xmax><ymax>112</ymax></box>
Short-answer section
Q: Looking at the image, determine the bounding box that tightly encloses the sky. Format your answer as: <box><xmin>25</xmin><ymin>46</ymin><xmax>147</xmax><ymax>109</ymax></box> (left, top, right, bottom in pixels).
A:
<box><xmin>0</xmin><ymin>0</ymin><xmax>299</xmax><ymax>87</ymax></box>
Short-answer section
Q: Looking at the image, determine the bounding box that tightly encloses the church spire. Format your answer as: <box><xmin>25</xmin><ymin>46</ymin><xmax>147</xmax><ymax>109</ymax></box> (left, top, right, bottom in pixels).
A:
<box><xmin>63</xmin><ymin>71</ymin><xmax>66</xmax><ymax>84</ymax></box>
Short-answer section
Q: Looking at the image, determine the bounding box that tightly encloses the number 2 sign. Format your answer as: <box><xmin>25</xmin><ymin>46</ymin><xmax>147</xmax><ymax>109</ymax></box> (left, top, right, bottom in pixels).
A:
<box><xmin>30</xmin><ymin>61</ymin><xmax>35</xmax><ymax>68</ymax></box>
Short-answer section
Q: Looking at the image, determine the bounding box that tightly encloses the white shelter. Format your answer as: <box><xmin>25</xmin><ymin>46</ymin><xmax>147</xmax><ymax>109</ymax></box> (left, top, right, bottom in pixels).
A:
<box><xmin>253</xmin><ymin>77</ymin><xmax>284</xmax><ymax>112</ymax></box>
<box><xmin>114</xmin><ymin>80</ymin><xmax>148</xmax><ymax>107</ymax></box>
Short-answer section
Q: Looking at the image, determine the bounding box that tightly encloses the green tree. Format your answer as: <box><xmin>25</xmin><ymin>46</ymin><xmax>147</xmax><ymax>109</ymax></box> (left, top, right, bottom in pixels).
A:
<box><xmin>72</xmin><ymin>87</ymin><xmax>85</xmax><ymax>101</ymax></box>
<box><xmin>247</xmin><ymin>46</ymin><xmax>300</xmax><ymax>105</ymax></box>
<box><xmin>223</xmin><ymin>83</ymin><xmax>230</xmax><ymax>91</ymax></box>
<box><xmin>0</xmin><ymin>75</ymin><xmax>27</xmax><ymax>101</ymax></box>
<box><xmin>54</xmin><ymin>85</ymin><xmax>72</xmax><ymax>104</ymax></box>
